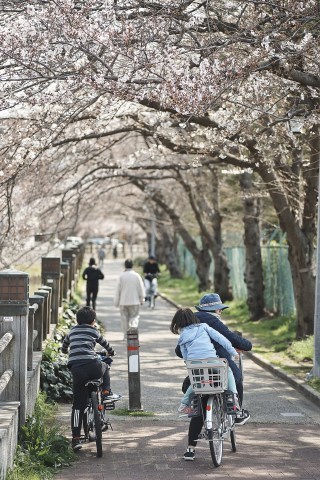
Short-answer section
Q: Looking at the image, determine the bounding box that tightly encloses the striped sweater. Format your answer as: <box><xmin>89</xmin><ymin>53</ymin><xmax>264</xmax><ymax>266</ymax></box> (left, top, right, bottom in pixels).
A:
<box><xmin>61</xmin><ymin>324</ymin><xmax>112</xmax><ymax>366</ymax></box>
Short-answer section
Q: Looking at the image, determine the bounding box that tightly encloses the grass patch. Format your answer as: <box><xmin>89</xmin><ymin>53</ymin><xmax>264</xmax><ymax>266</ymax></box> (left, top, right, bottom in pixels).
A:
<box><xmin>110</xmin><ymin>408</ymin><xmax>155</xmax><ymax>417</ymax></box>
<box><xmin>6</xmin><ymin>393</ymin><xmax>74</xmax><ymax>480</ymax></box>
<box><xmin>308</xmin><ymin>377</ymin><xmax>320</xmax><ymax>392</ymax></box>
<box><xmin>156</xmin><ymin>271</ymin><xmax>318</xmax><ymax>391</ymax></box>
<box><xmin>287</xmin><ymin>336</ymin><xmax>313</xmax><ymax>362</ymax></box>
<box><xmin>224</xmin><ymin>302</ymin><xmax>297</xmax><ymax>354</ymax></box>
<box><xmin>158</xmin><ymin>268</ymin><xmax>199</xmax><ymax>308</ymax></box>
<box><xmin>71</xmin><ymin>278</ymin><xmax>85</xmax><ymax>306</ymax></box>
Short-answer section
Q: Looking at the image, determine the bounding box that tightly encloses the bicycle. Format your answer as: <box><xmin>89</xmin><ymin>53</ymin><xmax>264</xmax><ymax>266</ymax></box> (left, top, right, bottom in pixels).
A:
<box><xmin>185</xmin><ymin>357</ymin><xmax>238</xmax><ymax>467</ymax></box>
<box><xmin>82</xmin><ymin>357</ymin><xmax>121</xmax><ymax>457</ymax></box>
<box><xmin>144</xmin><ymin>273</ymin><xmax>158</xmax><ymax>309</ymax></box>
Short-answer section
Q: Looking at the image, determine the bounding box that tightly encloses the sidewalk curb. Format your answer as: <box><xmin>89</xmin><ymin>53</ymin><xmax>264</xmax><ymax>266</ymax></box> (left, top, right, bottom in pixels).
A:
<box><xmin>245</xmin><ymin>351</ymin><xmax>320</xmax><ymax>409</ymax></box>
<box><xmin>159</xmin><ymin>292</ymin><xmax>320</xmax><ymax>410</ymax></box>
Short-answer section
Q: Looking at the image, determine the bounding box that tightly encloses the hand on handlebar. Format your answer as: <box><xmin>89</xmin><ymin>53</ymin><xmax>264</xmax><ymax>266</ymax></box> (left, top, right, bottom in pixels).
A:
<box><xmin>99</xmin><ymin>349</ymin><xmax>115</xmax><ymax>357</ymax></box>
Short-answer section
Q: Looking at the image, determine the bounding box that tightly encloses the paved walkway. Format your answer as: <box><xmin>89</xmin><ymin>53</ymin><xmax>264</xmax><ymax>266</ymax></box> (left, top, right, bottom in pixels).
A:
<box><xmin>56</xmin><ymin>259</ymin><xmax>320</xmax><ymax>480</ymax></box>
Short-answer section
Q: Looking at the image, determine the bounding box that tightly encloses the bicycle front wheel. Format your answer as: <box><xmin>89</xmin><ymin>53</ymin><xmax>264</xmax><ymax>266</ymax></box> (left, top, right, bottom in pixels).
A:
<box><xmin>91</xmin><ymin>391</ymin><xmax>103</xmax><ymax>457</ymax></box>
<box><xmin>207</xmin><ymin>397</ymin><xmax>223</xmax><ymax>467</ymax></box>
<box><xmin>150</xmin><ymin>294</ymin><xmax>155</xmax><ymax>309</ymax></box>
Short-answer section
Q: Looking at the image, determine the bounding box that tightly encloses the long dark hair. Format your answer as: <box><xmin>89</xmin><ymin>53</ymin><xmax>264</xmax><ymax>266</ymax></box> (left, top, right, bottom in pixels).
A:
<box><xmin>170</xmin><ymin>308</ymin><xmax>199</xmax><ymax>334</ymax></box>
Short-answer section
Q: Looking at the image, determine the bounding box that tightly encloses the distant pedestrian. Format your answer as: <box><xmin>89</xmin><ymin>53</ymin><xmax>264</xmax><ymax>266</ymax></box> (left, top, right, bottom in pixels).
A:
<box><xmin>82</xmin><ymin>257</ymin><xmax>104</xmax><ymax>310</ymax></box>
<box><xmin>113</xmin><ymin>245</ymin><xmax>118</xmax><ymax>259</ymax></box>
<box><xmin>114</xmin><ymin>259</ymin><xmax>145</xmax><ymax>339</ymax></box>
<box><xmin>98</xmin><ymin>247</ymin><xmax>106</xmax><ymax>269</ymax></box>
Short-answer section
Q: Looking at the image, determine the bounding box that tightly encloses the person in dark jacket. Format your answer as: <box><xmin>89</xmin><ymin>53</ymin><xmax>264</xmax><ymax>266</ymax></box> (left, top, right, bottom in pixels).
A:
<box><xmin>82</xmin><ymin>257</ymin><xmax>104</xmax><ymax>310</ymax></box>
<box><xmin>176</xmin><ymin>292</ymin><xmax>252</xmax><ymax>461</ymax></box>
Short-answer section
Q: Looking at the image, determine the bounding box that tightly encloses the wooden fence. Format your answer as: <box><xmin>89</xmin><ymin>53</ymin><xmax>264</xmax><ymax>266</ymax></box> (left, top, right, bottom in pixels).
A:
<box><xmin>0</xmin><ymin>244</ymin><xmax>85</xmax><ymax>480</ymax></box>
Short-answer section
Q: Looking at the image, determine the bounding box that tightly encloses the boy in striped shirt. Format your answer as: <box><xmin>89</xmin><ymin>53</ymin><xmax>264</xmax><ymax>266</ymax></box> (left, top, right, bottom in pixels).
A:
<box><xmin>62</xmin><ymin>306</ymin><xmax>118</xmax><ymax>450</ymax></box>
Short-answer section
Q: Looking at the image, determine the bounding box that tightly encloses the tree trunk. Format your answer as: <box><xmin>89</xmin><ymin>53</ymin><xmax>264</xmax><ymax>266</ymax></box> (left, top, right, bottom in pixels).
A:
<box><xmin>256</xmin><ymin>128</ymin><xmax>319</xmax><ymax>337</ymax></box>
<box><xmin>240</xmin><ymin>172</ymin><xmax>265</xmax><ymax>320</ymax></box>
<box><xmin>211</xmin><ymin>169</ymin><xmax>232</xmax><ymax>300</ymax></box>
<box><xmin>287</xmin><ymin>240</ymin><xmax>315</xmax><ymax>337</ymax></box>
<box><xmin>195</xmin><ymin>243</ymin><xmax>212</xmax><ymax>292</ymax></box>
<box><xmin>176</xmin><ymin>168</ymin><xmax>232</xmax><ymax>299</ymax></box>
<box><xmin>132</xmin><ymin>179</ymin><xmax>212</xmax><ymax>291</ymax></box>
<box><xmin>157</xmin><ymin>224</ymin><xmax>182</xmax><ymax>278</ymax></box>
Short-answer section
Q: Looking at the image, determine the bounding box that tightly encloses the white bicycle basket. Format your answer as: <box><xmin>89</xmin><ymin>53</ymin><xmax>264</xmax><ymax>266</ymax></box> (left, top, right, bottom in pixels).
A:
<box><xmin>186</xmin><ymin>358</ymin><xmax>228</xmax><ymax>394</ymax></box>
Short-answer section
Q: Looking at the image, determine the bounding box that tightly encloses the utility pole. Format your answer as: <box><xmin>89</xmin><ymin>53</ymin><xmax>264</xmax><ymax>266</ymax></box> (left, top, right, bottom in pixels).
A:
<box><xmin>129</xmin><ymin>220</ymin><xmax>133</xmax><ymax>258</ymax></box>
<box><xmin>313</xmin><ymin>126</ymin><xmax>320</xmax><ymax>377</ymax></box>
<box><xmin>150</xmin><ymin>215</ymin><xmax>156</xmax><ymax>257</ymax></box>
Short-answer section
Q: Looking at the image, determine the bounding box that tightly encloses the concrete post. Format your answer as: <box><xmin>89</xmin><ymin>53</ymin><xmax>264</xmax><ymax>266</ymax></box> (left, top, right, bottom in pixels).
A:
<box><xmin>127</xmin><ymin>328</ymin><xmax>142</xmax><ymax>411</ymax></box>
<box><xmin>40</xmin><ymin>286</ymin><xmax>53</xmax><ymax>328</ymax></box>
<box><xmin>28</xmin><ymin>295</ymin><xmax>44</xmax><ymax>351</ymax></box>
<box><xmin>60</xmin><ymin>261</ymin><xmax>70</xmax><ymax>301</ymax></box>
<box><xmin>71</xmin><ymin>246</ymin><xmax>80</xmax><ymax>279</ymax></box>
<box><xmin>59</xmin><ymin>273</ymin><xmax>63</xmax><ymax>307</ymax></box>
<box><xmin>41</xmin><ymin>258</ymin><xmax>61</xmax><ymax>325</ymax></box>
<box><xmin>34</xmin><ymin>289</ymin><xmax>49</xmax><ymax>340</ymax></box>
<box><xmin>27</xmin><ymin>305</ymin><xmax>37</xmax><ymax>371</ymax></box>
<box><xmin>62</xmin><ymin>250</ymin><xmax>76</xmax><ymax>293</ymax></box>
<box><xmin>0</xmin><ymin>269</ymin><xmax>29</xmax><ymax>425</ymax></box>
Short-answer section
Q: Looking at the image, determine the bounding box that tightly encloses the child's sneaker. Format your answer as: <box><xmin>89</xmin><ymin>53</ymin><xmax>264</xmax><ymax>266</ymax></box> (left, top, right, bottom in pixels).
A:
<box><xmin>71</xmin><ymin>437</ymin><xmax>82</xmax><ymax>451</ymax></box>
<box><xmin>183</xmin><ymin>447</ymin><xmax>195</xmax><ymax>461</ymax></box>
<box><xmin>102</xmin><ymin>391</ymin><xmax>121</xmax><ymax>402</ymax></box>
<box><xmin>235</xmin><ymin>409</ymin><xmax>251</xmax><ymax>425</ymax></box>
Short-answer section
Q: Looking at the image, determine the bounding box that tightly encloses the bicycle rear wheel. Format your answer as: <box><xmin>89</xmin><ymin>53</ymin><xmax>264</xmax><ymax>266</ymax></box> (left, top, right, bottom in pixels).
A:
<box><xmin>230</xmin><ymin>428</ymin><xmax>237</xmax><ymax>452</ymax></box>
<box><xmin>229</xmin><ymin>415</ymin><xmax>237</xmax><ymax>452</ymax></box>
<box><xmin>207</xmin><ymin>397</ymin><xmax>224</xmax><ymax>467</ymax></box>
<box><xmin>90</xmin><ymin>391</ymin><xmax>103</xmax><ymax>457</ymax></box>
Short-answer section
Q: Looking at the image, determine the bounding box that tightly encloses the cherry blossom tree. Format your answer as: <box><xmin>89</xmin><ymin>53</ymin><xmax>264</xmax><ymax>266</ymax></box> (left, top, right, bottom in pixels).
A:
<box><xmin>0</xmin><ymin>0</ymin><xmax>319</xmax><ymax>336</ymax></box>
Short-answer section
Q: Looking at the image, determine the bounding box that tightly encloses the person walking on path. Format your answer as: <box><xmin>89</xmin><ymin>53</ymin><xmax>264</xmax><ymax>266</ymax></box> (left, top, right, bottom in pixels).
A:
<box><xmin>82</xmin><ymin>257</ymin><xmax>104</xmax><ymax>310</ymax></box>
<box><xmin>114</xmin><ymin>259</ymin><xmax>145</xmax><ymax>339</ymax></box>
<box><xmin>98</xmin><ymin>247</ymin><xmax>106</xmax><ymax>269</ymax></box>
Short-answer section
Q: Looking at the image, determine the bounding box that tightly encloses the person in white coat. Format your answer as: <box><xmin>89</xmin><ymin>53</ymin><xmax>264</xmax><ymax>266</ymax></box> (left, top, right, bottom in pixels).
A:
<box><xmin>114</xmin><ymin>259</ymin><xmax>145</xmax><ymax>339</ymax></box>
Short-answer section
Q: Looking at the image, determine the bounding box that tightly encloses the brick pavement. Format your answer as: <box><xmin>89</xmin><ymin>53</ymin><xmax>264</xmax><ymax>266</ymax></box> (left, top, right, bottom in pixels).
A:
<box><xmin>55</xmin><ymin>418</ymin><xmax>320</xmax><ymax>480</ymax></box>
<box><xmin>55</xmin><ymin>258</ymin><xmax>320</xmax><ymax>480</ymax></box>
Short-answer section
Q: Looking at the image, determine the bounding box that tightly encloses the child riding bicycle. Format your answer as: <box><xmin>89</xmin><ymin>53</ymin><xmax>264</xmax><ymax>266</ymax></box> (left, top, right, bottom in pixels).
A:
<box><xmin>61</xmin><ymin>306</ymin><xmax>120</xmax><ymax>451</ymax></box>
<box><xmin>170</xmin><ymin>308</ymin><xmax>240</xmax><ymax>415</ymax></box>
